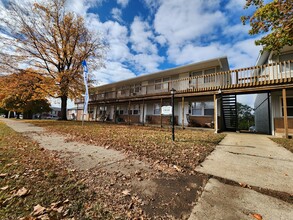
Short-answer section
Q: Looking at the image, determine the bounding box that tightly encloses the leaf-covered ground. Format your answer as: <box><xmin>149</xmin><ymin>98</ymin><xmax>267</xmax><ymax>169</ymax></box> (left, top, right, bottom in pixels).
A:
<box><xmin>29</xmin><ymin>120</ymin><xmax>225</xmax><ymax>173</ymax></box>
<box><xmin>271</xmin><ymin>138</ymin><xmax>293</xmax><ymax>153</ymax></box>
<box><xmin>0</xmin><ymin>122</ymin><xmax>120</xmax><ymax>220</ymax></box>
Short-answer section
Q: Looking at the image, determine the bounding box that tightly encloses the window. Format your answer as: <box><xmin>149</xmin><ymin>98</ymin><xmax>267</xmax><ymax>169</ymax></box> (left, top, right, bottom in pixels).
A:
<box><xmin>204</xmin><ymin>102</ymin><xmax>214</xmax><ymax>115</ymax></box>
<box><xmin>155</xmin><ymin>79</ymin><xmax>162</xmax><ymax>90</ymax></box>
<box><xmin>130</xmin><ymin>84</ymin><xmax>141</xmax><ymax>94</ymax></box>
<box><xmin>154</xmin><ymin>103</ymin><xmax>160</xmax><ymax>115</ymax></box>
<box><xmin>162</xmin><ymin>77</ymin><xmax>170</xmax><ymax>89</ymax></box>
<box><xmin>281</xmin><ymin>97</ymin><xmax>293</xmax><ymax>117</ymax></box>
<box><xmin>190</xmin><ymin>101</ymin><xmax>214</xmax><ymax>116</ymax></box>
<box><xmin>204</xmin><ymin>68</ymin><xmax>216</xmax><ymax>83</ymax></box>
<box><xmin>99</xmin><ymin>106</ymin><xmax>107</xmax><ymax>115</ymax></box>
<box><xmin>130</xmin><ymin>105</ymin><xmax>140</xmax><ymax>115</ymax></box>
<box><xmin>116</xmin><ymin>106</ymin><xmax>124</xmax><ymax>115</ymax></box>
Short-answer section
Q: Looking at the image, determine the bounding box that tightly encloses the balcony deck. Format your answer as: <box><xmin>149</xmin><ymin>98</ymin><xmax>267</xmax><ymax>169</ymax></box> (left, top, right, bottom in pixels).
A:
<box><xmin>76</xmin><ymin>60</ymin><xmax>293</xmax><ymax>104</ymax></box>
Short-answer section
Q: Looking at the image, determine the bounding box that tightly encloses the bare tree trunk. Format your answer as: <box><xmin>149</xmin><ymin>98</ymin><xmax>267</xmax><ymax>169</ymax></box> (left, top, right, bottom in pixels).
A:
<box><xmin>61</xmin><ymin>95</ymin><xmax>68</xmax><ymax>120</ymax></box>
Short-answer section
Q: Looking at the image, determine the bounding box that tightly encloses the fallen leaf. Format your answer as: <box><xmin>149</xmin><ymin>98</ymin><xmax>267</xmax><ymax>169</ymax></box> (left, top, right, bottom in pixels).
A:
<box><xmin>252</xmin><ymin>213</ymin><xmax>263</xmax><ymax>220</ymax></box>
<box><xmin>0</xmin><ymin>185</ymin><xmax>9</xmax><ymax>191</ymax></box>
<box><xmin>122</xmin><ymin>189</ymin><xmax>131</xmax><ymax>196</ymax></box>
<box><xmin>0</xmin><ymin>173</ymin><xmax>8</xmax><ymax>178</ymax></box>
<box><xmin>32</xmin><ymin>204</ymin><xmax>46</xmax><ymax>216</ymax></box>
<box><xmin>173</xmin><ymin>165</ymin><xmax>182</xmax><ymax>172</ymax></box>
<box><xmin>15</xmin><ymin>187</ymin><xmax>29</xmax><ymax>197</ymax></box>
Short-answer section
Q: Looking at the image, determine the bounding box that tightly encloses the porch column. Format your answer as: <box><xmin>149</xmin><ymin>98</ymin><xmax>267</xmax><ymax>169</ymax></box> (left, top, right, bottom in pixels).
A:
<box><xmin>95</xmin><ymin>104</ymin><xmax>98</xmax><ymax>121</ymax></box>
<box><xmin>282</xmin><ymin>89</ymin><xmax>288</xmax><ymax>138</ymax></box>
<box><xmin>142</xmin><ymin>100</ymin><xmax>145</xmax><ymax>126</ymax></box>
<box><xmin>113</xmin><ymin>105</ymin><xmax>116</xmax><ymax>124</ymax></box>
<box><xmin>88</xmin><ymin>105</ymin><xmax>90</xmax><ymax>121</ymax></box>
<box><xmin>181</xmin><ymin>97</ymin><xmax>185</xmax><ymax>129</ymax></box>
<box><xmin>160</xmin><ymin>98</ymin><xmax>163</xmax><ymax>128</ymax></box>
<box><xmin>214</xmin><ymin>94</ymin><xmax>218</xmax><ymax>133</ymax></box>
<box><xmin>128</xmin><ymin>101</ymin><xmax>131</xmax><ymax>125</ymax></box>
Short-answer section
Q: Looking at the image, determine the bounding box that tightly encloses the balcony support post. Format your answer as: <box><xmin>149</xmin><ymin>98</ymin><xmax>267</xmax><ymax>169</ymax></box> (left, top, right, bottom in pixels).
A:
<box><xmin>128</xmin><ymin>100</ymin><xmax>131</xmax><ymax>125</ymax></box>
<box><xmin>282</xmin><ymin>88</ymin><xmax>288</xmax><ymax>138</ymax></box>
<box><xmin>142</xmin><ymin>99</ymin><xmax>145</xmax><ymax>126</ymax></box>
<box><xmin>181</xmin><ymin>97</ymin><xmax>185</xmax><ymax>129</ymax></box>
<box><xmin>214</xmin><ymin>94</ymin><xmax>218</xmax><ymax>133</ymax></box>
<box><xmin>160</xmin><ymin>98</ymin><xmax>163</xmax><ymax>128</ymax></box>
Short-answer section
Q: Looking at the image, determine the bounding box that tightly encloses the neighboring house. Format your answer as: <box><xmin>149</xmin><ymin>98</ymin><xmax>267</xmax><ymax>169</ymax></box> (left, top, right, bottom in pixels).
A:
<box><xmin>40</xmin><ymin>107</ymin><xmax>62</xmax><ymax>119</ymax></box>
<box><xmin>76</xmin><ymin>47</ymin><xmax>293</xmax><ymax>137</ymax></box>
<box><xmin>254</xmin><ymin>46</ymin><xmax>293</xmax><ymax>137</ymax></box>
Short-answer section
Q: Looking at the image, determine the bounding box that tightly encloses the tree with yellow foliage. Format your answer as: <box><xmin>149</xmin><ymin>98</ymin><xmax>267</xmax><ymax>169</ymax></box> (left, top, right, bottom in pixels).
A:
<box><xmin>0</xmin><ymin>0</ymin><xmax>106</xmax><ymax>120</ymax></box>
<box><xmin>242</xmin><ymin>0</ymin><xmax>293</xmax><ymax>52</ymax></box>
<box><xmin>0</xmin><ymin>70</ymin><xmax>51</xmax><ymax>118</ymax></box>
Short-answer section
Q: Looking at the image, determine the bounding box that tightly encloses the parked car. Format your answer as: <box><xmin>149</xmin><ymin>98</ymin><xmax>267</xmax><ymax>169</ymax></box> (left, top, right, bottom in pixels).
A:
<box><xmin>249</xmin><ymin>126</ymin><xmax>256</xmax><ymax>133</ymax></box>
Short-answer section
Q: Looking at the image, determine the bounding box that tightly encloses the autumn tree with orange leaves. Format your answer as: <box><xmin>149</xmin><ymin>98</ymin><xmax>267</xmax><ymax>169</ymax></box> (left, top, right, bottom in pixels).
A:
<box><xmin>0</xmin><ymin>0</ymin><xmax>106</xmax><ymax>120</ymax></box>
<box><xmin>0</xmin><ymin>70</ymin><xmax>51</xmax><ymax>118</ymax></box>
<box><xmin>242</xmin><ymin>0</ymin><xmax>293</xmax><ymax>52</ymax></box>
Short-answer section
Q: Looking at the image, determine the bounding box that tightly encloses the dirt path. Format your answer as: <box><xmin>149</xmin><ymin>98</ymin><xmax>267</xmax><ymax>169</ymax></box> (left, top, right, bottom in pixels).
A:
<box><xmin>1</xmin><ymin>119</ymin><xmax>207</xmax><ymax>219</ymax></box>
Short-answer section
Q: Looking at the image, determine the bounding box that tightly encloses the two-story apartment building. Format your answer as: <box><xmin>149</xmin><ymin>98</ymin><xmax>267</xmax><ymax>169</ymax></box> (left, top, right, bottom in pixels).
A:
<box><xmin>76</xmin><ymin>46</ymin><xmax>293</xmax><ymax>137</ymax></box>
<box><xmin>76</xmin><ymin>57</ymin><xmax>230</xmax><ymax>130</ymax></box>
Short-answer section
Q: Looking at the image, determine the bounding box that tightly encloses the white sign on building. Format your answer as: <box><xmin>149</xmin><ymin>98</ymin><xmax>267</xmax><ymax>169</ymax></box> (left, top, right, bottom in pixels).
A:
<box><xmin>161</xmin><ymin>106</ymin><xmax>172</xmax><ymax>115</ymax></box>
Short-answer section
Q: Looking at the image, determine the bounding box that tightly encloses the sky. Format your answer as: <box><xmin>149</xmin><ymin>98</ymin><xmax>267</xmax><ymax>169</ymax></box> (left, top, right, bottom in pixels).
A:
<box><xmin>62</xmin><ymin>0</ymin><xmax>263</xmax><ymax>87</ymax></box>
<box><xmin>1</xmin><ymin>0</ymin><xmax>264</xmax><ymax>107</ymax></box>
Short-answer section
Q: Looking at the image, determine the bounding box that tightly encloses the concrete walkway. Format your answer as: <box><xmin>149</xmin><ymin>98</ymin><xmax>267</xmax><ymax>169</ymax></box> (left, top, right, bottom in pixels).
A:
<box><xmin>190</xmin><ymin>133</ymin><xmax>293</xmax><ymax>220</ymax></box>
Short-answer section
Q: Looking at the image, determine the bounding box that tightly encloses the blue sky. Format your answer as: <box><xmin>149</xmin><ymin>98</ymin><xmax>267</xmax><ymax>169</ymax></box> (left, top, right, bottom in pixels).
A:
<box><xmin>63</xmin><ymin>0</ymin><xmax>263</xmax><ymax>87</ymax></box>
<box><xmin>1</xmin><ymin>0</ymin><xmax>263</xmax><ymax>107</ymax></box>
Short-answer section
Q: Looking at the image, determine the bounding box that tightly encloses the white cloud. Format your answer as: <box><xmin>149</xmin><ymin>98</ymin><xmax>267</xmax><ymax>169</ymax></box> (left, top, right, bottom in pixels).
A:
<box><xmin>132</xmin><ymin>53</ymin><xmax>164</xmax><ymax>73</ymax></box>
<box><xmin>225</xmin><ymin>0</ymin><xmax>246</xmax><ymax>11</ymax></box>
<box><xmin>130</xmin><ymin>16</ymin><xmax>157</xmax><ymax>54</ymax></box>
<box><xmin>223</xmin><ymin>23</ymin><xmax>250</xmax><ymax>37</ymax></box>
<box><xmin>94</xmin><ymin>61</ymin><xmax>136</xmax><ymax>84</ymax></box>
<box><xmin>117</xmin><ymin>0</ymin><xmax>129</xmax><ymax>8</ymax></box>
<box><xmin>154</xmin><ymin>0</ymin><xmax>226</xmax><ymax>46</ymax></box>
<box><xmin>111</xmin><ymin>8</ymin><xmax>123</xmax><ymax>22</ymax></box>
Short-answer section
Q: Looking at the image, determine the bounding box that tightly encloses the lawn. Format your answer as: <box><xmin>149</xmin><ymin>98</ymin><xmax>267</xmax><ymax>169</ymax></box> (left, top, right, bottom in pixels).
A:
<box><xmin>29</xmin><ymin>120</ymin><xmax>225</xmax><ymax>173</ymax></box>
<box><xmin>271</xmin><ymin>138</ymin><xmax>293</xmax><ymax>153</ymax></box>
<box><xmin>0</xmin><ymin>122</ymin><xmax>118</xmax><ymax>220</ymax></box>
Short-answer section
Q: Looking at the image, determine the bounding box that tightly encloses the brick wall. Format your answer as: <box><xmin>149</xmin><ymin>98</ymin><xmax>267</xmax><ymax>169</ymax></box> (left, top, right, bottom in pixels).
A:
<box><xmin>145</xmin><ymin>115</ymin><xmax>178</xmax><ymax>125</ymax></box>
<box><xmin>188</xmin><ymin>115</ymin><xmax>213</xmax><ymax>127</ymax></box>
<box><xmin>117</xmin><ymin>115</ymin><xmax>140</xmax><ymax>123</ymax></box>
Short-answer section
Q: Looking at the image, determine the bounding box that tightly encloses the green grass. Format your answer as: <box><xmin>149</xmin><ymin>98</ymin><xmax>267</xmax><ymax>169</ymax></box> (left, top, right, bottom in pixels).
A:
<box><xmin>0</xmin><ymin>122</ymin><xmax>116</xmax><ymax>220</ymax></box>
<box><xmin>271</xmin><ymin>138</ymin><xmax>293</xmax><ymax>153</ymax></box>
<box><xmin>29</xmin><ymin>120</ymin><xmax>225</xmax><ymax>172</ymax></box>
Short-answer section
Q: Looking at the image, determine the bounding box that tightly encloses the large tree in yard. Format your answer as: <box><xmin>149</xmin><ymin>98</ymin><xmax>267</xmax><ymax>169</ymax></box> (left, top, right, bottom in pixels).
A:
<box><xmin>242</xmin><ymin>0</ymin><xmax>293</xmax><ymax>52</ymax></box>
<box><xmin>0</xmin><ymin>70</ymin><xmax>51</xmax><ymax>118</ymax></box>
<box><xmin>0</xmin><ymin>0</ymin><xmax>105</xmax><ymax>120</ymax></box>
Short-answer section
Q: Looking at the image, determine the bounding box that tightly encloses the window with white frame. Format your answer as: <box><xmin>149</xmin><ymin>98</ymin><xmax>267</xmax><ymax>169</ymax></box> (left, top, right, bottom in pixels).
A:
<box><xmin>190</xmin><ymin>101</ymin><xmax>214</xmax><ymax>116</ymax></box>
<box><xmin>131</xmin><ymin>104</ymin><xmax>140</xmax><ymax>115</ymax></box>
<box><xmin>281</xmin><ymin>97</ymin><xmax>293</xmax><ymax>117</ymax></box>
<box><xmin>116</xmin><ymin>106</ymin><xmax>125</xmax><ymax>115</ymax></box>
<box><xmin>154</xmin><ymin>78</ymin><xmax>170</xmax><ymax>90</ymax></box>
<box><xmin>203</xmin><ymin>68</ymin><xmax>216</xmax><ymax>83</ymax></box>
<box><xmin>154</xmin><ymin>103</ymin><xmax>161</xmax><ymax>115</ymax></box>
<box><xmin>154</xmin><ymin>79</ymin><xmax>162</xmax><ymax>90</ymax></box>
<box><xmin>99</xmin><ymin>106</ymin><xmax>107</xmax><ymax>115</ymax></box>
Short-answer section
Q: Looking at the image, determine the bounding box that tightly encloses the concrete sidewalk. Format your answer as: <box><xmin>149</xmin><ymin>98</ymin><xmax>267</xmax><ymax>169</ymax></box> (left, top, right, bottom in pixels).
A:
<box><xmin>190</xmin><ymin>133</ymin><xmax>293</xmax><ymax>220</ymax></box>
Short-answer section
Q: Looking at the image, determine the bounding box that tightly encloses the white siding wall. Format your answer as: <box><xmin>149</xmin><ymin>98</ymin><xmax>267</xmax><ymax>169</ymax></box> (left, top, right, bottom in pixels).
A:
<box><xmin>254</xmin><ymin>93</ymin><xmax>270</xmax><ymax>134</ymax></box>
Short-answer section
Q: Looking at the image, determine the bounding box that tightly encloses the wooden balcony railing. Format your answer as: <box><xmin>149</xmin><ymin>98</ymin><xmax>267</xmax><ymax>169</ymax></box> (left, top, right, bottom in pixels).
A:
<box><xmin>84</xmin><ymin>60</ymin><xmax>293</xmax><ymax>102</ymax></box>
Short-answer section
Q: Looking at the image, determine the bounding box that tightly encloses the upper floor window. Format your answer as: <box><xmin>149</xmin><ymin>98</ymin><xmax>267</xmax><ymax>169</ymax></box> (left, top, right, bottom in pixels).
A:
<box><xmin>190</xmin><ymin>68</ymin><xmax>216</xmax><ymax>83</ymax></box>
<box><xmin>154</xmin><ymin>78</ymin><xmax>170</xmax><ymax>90</ymax></box>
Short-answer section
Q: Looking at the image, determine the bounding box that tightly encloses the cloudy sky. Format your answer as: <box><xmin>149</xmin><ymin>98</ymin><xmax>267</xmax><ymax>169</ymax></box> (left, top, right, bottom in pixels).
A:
<box><xmin>1</xmin><ymin>0</ymin><xmax>263</xmax><ymax>107</ymax></box>
<box><xmin>63</xmin><ymin>0</ymin><xmax>263</xmax><ymax>87</ymax></box>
